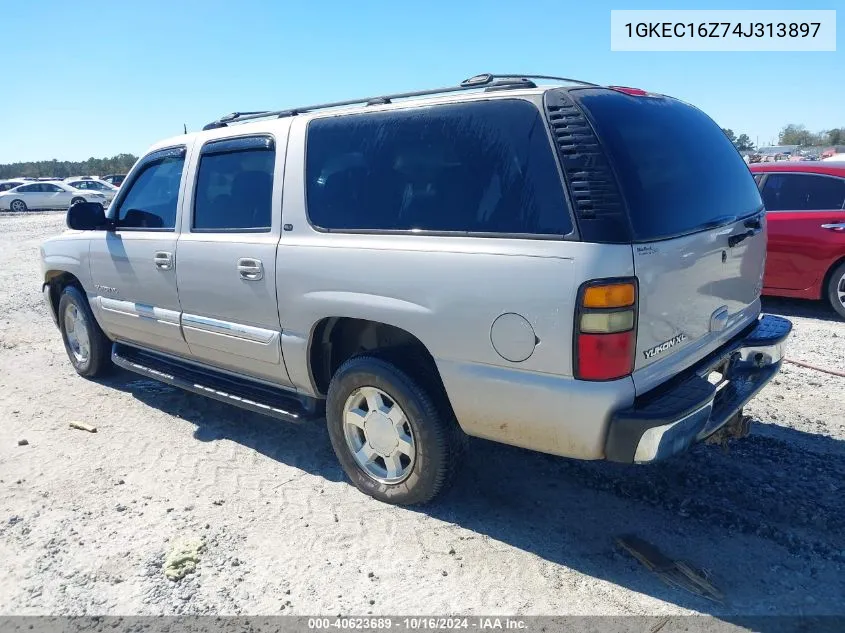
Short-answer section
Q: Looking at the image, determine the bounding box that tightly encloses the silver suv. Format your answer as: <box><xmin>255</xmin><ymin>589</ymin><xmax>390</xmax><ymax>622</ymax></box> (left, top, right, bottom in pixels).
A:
<box><xmin>40</xmin><ymin>74</ymin><xmax>792</xmax><ymax>505</ymax></box>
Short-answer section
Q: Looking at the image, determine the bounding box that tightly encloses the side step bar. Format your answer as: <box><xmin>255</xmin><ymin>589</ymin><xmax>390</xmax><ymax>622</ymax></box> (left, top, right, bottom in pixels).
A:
<box><xmin>112</xmin><ymin>343</ymin><xmax>323</xmax><ymax>423</ymax></box>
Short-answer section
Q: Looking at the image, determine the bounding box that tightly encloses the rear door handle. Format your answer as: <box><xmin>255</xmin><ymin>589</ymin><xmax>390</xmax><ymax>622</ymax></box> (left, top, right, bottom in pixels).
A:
<box><xmin>821</xmin><ymin>223</ymin><xmax>845</xmax><ymax>232</ymax></box>
<box><xmin>728</xmin><ymin>228</ymin><xmax>761</xmax><ymax>248</ymax></box>
<box><xmin>153</xmin><ymin>251</ymin><xmax>173</xmax><ymax>270</ymax></box>
<box><xmin>237</xmin><ymin>258</ymin><xmax>264</xmax><ymax>281</ymax></box>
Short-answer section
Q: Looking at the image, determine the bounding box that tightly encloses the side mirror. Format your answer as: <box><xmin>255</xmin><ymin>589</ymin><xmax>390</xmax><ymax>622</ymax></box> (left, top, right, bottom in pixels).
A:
<box><xmin>67</xmin><ymin>201</ymin><xmax>110</xmax><ymax>231</ymax></box>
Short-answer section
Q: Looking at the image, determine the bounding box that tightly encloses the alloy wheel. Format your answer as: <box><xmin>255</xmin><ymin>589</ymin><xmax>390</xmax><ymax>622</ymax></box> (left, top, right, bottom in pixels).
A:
<box><xmin>342</xmin><ymin>386</ymin><xmax>416</xmax><ymax>484</ymax></box>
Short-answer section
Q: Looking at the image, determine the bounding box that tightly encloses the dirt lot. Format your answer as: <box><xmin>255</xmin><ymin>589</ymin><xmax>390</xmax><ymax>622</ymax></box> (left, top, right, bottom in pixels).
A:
<box><xmin>1</xmin><ymin>212</ymin><xmax>844</xmax><ymax>619</ymax></box>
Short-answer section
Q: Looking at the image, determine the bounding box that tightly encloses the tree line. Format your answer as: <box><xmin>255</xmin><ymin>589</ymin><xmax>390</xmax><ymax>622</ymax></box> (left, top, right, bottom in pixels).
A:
<box><xmin>0</xmin><ymin>154</ymin><xmax>138</xmax><ymax>180</ymax></box>
<box><xmin>722</xmin><ymin>126</ymin><xmax>845</xmax><ymax>152</ymax></box>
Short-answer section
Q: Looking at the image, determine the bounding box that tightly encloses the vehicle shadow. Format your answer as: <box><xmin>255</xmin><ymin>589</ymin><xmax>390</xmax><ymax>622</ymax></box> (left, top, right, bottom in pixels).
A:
<box><xmin>762</xmin><ymin>296</ymin><xmax>842</xmax><ymax>323</ymax></box>
<box><xmin>101</xmin><ymin>368</ymin><xmax>845</xmax><ymax>626</ymax></box>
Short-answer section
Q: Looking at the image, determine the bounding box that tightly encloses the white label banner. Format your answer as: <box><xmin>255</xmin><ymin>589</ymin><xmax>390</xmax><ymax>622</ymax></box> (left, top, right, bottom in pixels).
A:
<box><xmin>611</xmin><ymin>10</ymin><xmax>836</xmax><ymax>51</ymax></box>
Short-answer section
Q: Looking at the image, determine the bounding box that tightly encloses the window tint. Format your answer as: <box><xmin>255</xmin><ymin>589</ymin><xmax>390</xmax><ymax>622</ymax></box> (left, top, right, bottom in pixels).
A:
<box><xmin>18</xmin><ymin>184</ymin><xmax>38</xmax><ymax>192</ymax></box>
<box><xmin>193</xmin><ymin>142</ymin><xmax>275</xmax><ymax>231</ymax></box>
<box><xmin>305</xmin><ymin>100</ymin><xmax>572</xmax><ymax>235</ymax></box>
<box><xmin>761</xmin><ymin>173</ymin><xmax>845</xmax><ymax>211</ymax></box>
<box><xmin>43</xmin><ymin>184</ymin><xmax>63</xmax><ymax>192</ymax></box>
<box><xmin>115</xmin><ymin>153</ymin><xmax>185</xmax><ymax>229</ymax></box>
<box><xmin>575</xmin><ymin>90</ymin><xmax>763</xmax><ymax>242</ymax></box>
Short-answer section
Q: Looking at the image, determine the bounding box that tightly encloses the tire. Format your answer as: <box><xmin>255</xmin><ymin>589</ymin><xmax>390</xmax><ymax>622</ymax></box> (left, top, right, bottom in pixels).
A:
<box><xmin>826</xmin><ymin>260</ymin><xmax>845</xmax><ymax>320</ymax></box>
<box><xmin>70</xmin><ymin>197</ymin><xmax>86</xmax><ymax>206</ymax></box>
<box><xmin>326</xmin><ymin>353</ymin><xmax>466</xmax><ymax>505</ymax></box>
<box><xmin>58</xmin><ymin>285</ymin><xmax>112</xmax><ymax>378</ymax></box>
<box><xmin>9</xmin><ymin>199</ymin><xmax>27</xmax><ymax>213</ymax></box>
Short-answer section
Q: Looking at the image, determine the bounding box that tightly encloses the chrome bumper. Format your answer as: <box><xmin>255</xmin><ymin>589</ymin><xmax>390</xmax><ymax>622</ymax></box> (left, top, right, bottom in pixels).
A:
<box><xmin>605</xmin><ymin>314</ymin><xmax>792</xmax><ymax>464</ymax></box>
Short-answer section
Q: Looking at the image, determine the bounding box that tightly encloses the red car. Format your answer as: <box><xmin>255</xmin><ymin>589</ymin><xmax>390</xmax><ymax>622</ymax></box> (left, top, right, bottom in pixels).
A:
<box><xmin>750</xmin><ymin>162</ymin><xmax>845</xmax><ymax>318</ymax></box>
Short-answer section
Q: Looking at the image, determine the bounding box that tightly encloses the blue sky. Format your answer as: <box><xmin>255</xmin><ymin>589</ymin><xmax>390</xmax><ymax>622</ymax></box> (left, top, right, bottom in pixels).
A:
<box><xmin>0</xmin><ymin>0</ymin><xmax>841</xmax><ymax>163</ymax></box>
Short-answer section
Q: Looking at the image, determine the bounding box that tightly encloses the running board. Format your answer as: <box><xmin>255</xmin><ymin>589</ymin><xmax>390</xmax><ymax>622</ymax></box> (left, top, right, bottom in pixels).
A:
<box><xmin>112</xmin><ymin>343</ymin><xmax>322</xmax><ymax>423</ymax></box>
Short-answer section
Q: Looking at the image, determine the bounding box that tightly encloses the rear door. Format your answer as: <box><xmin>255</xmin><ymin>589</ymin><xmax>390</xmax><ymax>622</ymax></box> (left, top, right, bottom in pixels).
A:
<box><xmin>759</xmin><ymin>172</ymin><xmax>845</xmax><ymax>291</ymax></box>
<box><xmin>175</xmin><ymin>132</ymin><xmax>294</xmax><ymax>387</ymax></box>
<box><xmin>570</xmin><ymin>89</ymin><xmax>766</xmax><ymax>394</ymax></box>
<box><xmin>14</xmin><ymin>183</ymin><xmax>43</xmax><ymax>208</ymax></box>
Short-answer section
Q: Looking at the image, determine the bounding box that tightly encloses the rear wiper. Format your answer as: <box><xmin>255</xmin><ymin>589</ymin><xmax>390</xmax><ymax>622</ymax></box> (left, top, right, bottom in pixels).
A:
<box><xmin>694</xmin><ymin>215</ymin><xmax>737</xmax><ymax>231</ymax></box>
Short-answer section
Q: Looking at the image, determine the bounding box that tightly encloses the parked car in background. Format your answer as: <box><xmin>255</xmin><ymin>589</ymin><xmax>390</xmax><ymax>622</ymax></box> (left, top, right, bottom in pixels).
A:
<box><xmin>0</xmin><ymin>180</ymin><xmax>107</xmax><ymax>212</ymax></box>
<box><xmin>822</xmin><ymin>154</ymin><xmax>845</xmax><ymax>163</ymax></box>
<box><xmin>64</xmin><ymin>177</ymin><xmax>119</xmax><ymax>203</ymax></box>
<box><xmin>101</xmin><ymin>174</ymin><xmax>127</xmax><ymax>187</ymax></box>
<box><xmin>821</xmin><ymin>146</ymin><xmax>845</xmax><ymax>159</ymax></box>
<box><xmin>0</xmin><ymin>179</ymin><xmax>26</xmax><ymax>192</ymax></box>
<box><xmin>751</xmin><ymin>162</ymin><xmax>845</xmax><ymax>318</ymax></box>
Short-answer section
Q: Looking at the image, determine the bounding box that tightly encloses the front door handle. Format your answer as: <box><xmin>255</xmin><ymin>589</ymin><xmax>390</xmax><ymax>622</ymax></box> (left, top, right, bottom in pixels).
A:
<box><xmin>237</xmin><ymin>258</ymin><xmax>264</xmax><ymax>281</ymax></box>
<box><xmin>821</xmin><ymin>223</ymin><xmax>845</xmax><ymax>232</ymax></box>
<box><xmin>153</xmin><ymin>251</ymin><xmax>173</xmax><ymax>270</ymax></box>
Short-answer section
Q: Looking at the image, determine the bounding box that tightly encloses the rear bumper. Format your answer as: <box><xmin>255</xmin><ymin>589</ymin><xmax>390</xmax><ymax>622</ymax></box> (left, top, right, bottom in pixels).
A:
<box><xmin>605</xmin><ymin>314</ymin><xmax>792</xmax><ymax>463</ymax></box>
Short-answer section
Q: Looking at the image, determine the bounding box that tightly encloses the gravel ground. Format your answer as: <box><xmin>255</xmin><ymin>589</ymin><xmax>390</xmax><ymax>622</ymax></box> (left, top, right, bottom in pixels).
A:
<box><xmin>1</xmin><ymin>212</ymin><xmax>843</xmax><ymax>620</ymax></box>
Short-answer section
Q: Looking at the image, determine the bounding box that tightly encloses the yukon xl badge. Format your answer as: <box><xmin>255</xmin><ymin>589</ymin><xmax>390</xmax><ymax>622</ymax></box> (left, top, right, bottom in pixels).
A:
<box><xmin>643</xmin><ymin>333</ymin><xmax>687</xmax><ymax>360</ymax></box>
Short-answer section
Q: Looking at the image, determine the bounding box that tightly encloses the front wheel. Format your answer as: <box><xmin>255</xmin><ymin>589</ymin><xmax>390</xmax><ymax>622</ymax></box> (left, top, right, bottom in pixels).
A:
<box><xmin>826</xmin><ymin>261</ymin><xmax>845</xmax><ymax>320</ymax></box>
<box><xmin>326</xmin><ymin>354</ymin><xmax>465</xmax><ymax>505</ymax></box>
<box><xmin>58</xmin><ymin>285</ymin><xmax>113</xmax><ymax>377</ymax></box>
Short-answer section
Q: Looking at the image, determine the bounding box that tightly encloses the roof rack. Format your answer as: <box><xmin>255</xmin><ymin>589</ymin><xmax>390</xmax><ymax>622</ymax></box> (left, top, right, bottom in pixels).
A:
<box><xmin>202</xmin><ymin>73</ymin><xmax>599</xmax><ymax>130</ymax></box>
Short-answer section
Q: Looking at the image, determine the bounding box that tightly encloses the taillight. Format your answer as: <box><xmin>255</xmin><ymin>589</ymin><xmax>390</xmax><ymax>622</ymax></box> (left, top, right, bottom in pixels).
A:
<box><xmin>575</xmin><ymin>279</ymin><xmax>637</xmax><ymax>381</ymax></box>
<box><xmin>608</xmin><ymin>86</ymin><xmax>649</xmax><ymax>97</ymax></box>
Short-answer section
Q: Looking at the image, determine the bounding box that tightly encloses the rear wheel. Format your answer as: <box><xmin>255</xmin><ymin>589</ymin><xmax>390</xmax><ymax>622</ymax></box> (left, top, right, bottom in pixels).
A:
<box><xmin>326</xmin><ymin>353</ymin><xmax>465</xmax><ymax>505</ymax></box>
<box><xmin>70</xmin><ymin>197</ymin><xmax>86</xmax><ymax>206</ymax></box>
<box><xmin>826</xmin><ymin>261</ymin><xmax>845</xmax><ymax>320</ymax></box>
<box><xmin>58</xmin><ymin>285</ymin><xmax>112</xmax><ymax>377</ymax></box>
<box><xmin>9</xmin><ymin>199</ymin><xmax>26</xmax><ymax>212</ymax></box>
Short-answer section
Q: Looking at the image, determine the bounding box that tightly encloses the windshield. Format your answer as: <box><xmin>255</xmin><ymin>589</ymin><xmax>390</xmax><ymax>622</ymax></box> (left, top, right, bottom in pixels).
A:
<box><xmin>574</xmin><ymin>89</ymin><xmax>763</xmax><ymax>242</ymax></box>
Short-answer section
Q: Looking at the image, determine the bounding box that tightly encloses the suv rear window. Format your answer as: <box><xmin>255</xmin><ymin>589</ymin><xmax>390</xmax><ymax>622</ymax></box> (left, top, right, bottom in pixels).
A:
<box><xmin>574</xmin><ymin>90</ymin><xmax>763</xmax><ymax>242</ymax></box>
<box><xmin>305</xmin><ymin>99</ymin><xmax>573</xmax><ymax>236</ymax></box>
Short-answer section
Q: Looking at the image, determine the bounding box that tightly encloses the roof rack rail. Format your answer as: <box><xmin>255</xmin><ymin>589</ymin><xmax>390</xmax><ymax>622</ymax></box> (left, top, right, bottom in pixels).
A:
<box><xmin>201</xmin><ymin>73</ymin><xmax>599</xmax><ymax>130</ymax></box>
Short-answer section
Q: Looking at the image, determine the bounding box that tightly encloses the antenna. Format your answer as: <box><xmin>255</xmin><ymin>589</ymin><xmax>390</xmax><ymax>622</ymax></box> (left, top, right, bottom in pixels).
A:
<box><xmin>183</xmin><ymin>123</ymin><xmax>187</xmax><ymax>134</ymax></box>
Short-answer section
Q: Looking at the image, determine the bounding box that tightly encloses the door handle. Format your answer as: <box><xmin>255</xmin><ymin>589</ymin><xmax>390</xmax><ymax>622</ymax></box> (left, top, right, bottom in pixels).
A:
<box><xmin>728</xmin><ymin>228</ymin><xmax>761</xmax><ymax>248</ymax></box>
<box><xmin>820</xmin><ymin>223</ymin><xmax>845</xmax><ymax>232</ymax></box>
<box><xmin>153</xmin><ymin>251</ymin><xmax>173</xmax><ymax>270</ymax></box>
<box><xmin>237</xmin><ymin>258</ymin><xmax>264</xmax><ymax>281</ymax></box>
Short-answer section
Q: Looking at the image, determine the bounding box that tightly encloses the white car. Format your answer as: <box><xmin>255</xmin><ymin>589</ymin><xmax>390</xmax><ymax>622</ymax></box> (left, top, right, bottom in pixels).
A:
<box><xmin>822</xmin><ymin>153</ymin><xmax>845</xmax><ymax>162</ymax></box>
<box><xmin>0</xmin><ymin>181</ymin><xmax>107</xmax><ymax>212</ymax></box>
<box><xmin>63</xmin><ymin>177</ymin><xmax>119</xmax><ymax>203</ymax></box>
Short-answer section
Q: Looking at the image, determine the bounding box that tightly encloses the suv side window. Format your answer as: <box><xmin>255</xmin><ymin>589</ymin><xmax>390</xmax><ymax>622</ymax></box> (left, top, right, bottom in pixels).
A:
<box><xmin>762</xmin><ymin>173</ymin><xmax>845</xmax><ymax>211</ymax></box>
<box><xmin>305</xmin><ymin>100</ymin><xmax>572</xmax><ymax>236</ymax></box>
<box><xmin>114</xmin><ymin>149</ymin><xmax>186</xmax><ymax>230</ymax></box>
<box><xmin>193</xmin><ymin>136</ymin><xmax>275</xmax><ymax>232</ymax></box>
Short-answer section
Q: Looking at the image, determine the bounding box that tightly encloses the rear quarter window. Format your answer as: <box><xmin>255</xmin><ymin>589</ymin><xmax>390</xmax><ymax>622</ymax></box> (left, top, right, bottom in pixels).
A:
<box><xmin>574</xmin><ymin>90</ymin><xmax>763</xmax><ymax>242</ymax></box>
<box><xmin>304</xmin><ymin>99</ymin><xmax>573</xmax><ymax>236</ymax></box>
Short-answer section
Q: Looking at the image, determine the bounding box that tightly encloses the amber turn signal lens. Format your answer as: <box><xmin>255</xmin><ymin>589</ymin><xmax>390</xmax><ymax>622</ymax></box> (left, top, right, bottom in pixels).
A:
<box><xmin>582</xmin><ymin>283</ymin><xmax>635</xmax><ymax>308</ymax></box>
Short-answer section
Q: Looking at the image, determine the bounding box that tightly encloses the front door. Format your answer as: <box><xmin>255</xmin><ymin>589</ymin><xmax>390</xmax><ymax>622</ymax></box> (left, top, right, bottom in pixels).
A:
<box><xmin>760</xmin><ymin>172</ymin><xmax>845</xmax><ymax>291</ymax></box>
<box><xmin>88</xmin><ymin>146</ymin><xmax>191</xmax><ymax>356</ymax></box>
<box><xmin>175</xmin><ymin>133</ymin><xmax>293</xmax><ymax>386</ymax></box>
<box><xmin>42</xmin><ymin>183</ymin><xmax>71</xmax><ymax>208</ymax></box>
